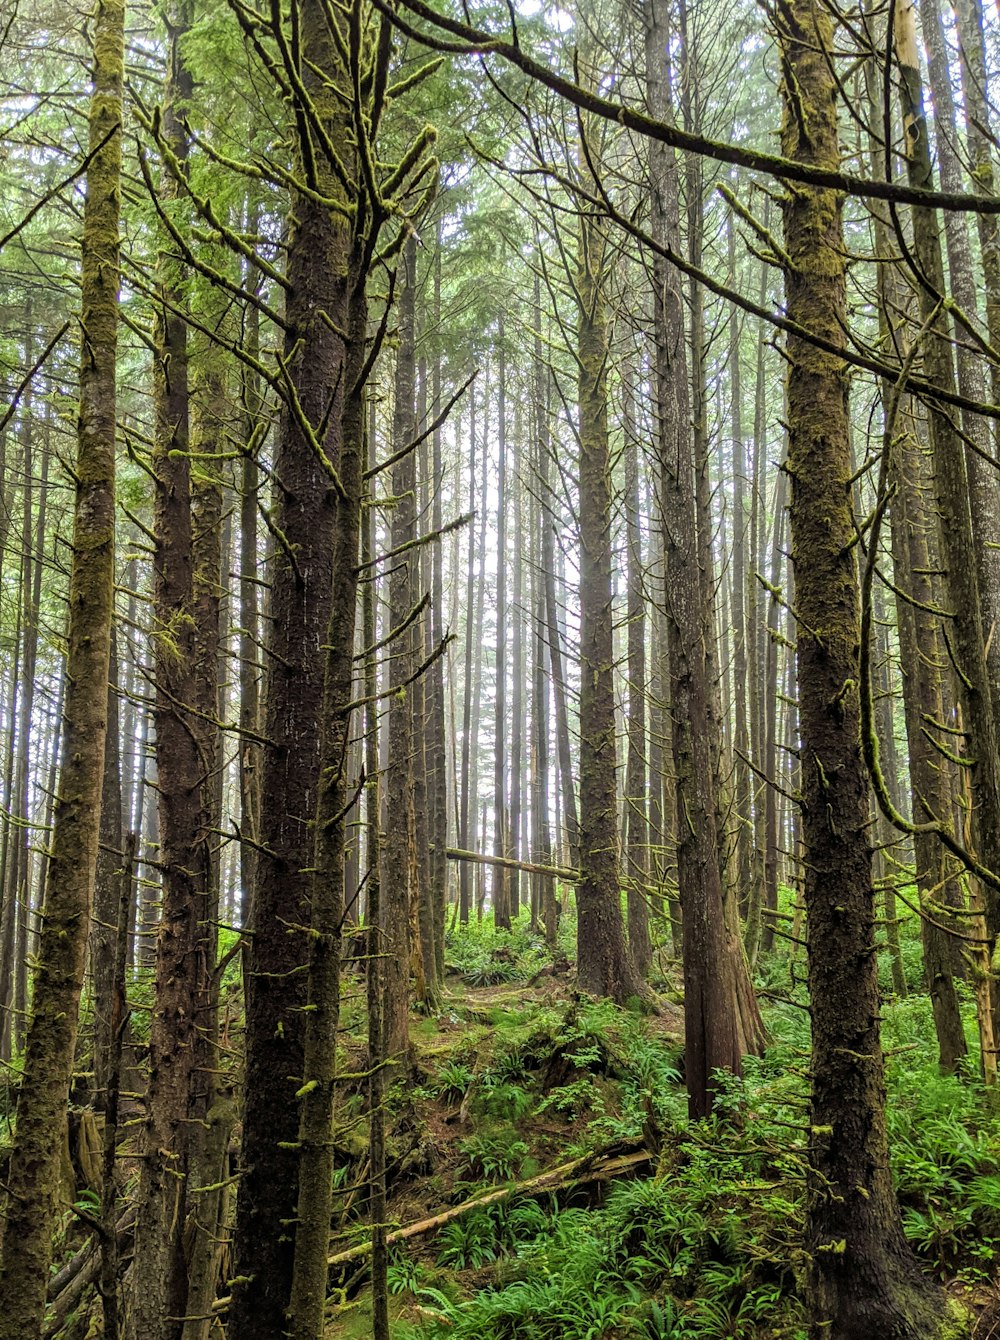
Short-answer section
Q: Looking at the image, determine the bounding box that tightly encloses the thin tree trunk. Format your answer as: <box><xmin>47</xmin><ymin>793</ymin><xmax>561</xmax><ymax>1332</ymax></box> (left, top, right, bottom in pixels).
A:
<box><xmin>428</xmin><ymin>239</ymin><xmax>449</xmax><ymax>978</ymax></box>
<box><xmin>364</xmin><ymin>399</ymin><xmax>389</xmax><ymax>1340</ymax></box>
<box><xmin>727</xmin><ymin>212</ymin><xmax>753</xmax><ymax>916</ymax></box>
<box><xmin>623</xmin><ymin>360</ymin><xmax>651</xmax><ymax>977</ymax></box>
<box><xmin>383</xmin><ymin>237</ymin><xmax>420</xmax><ymax>1058</ymax></box>
<box><xmin>459</xmin><ymin>393</ymin><xmax>479</xmax><ymax>924</ymax></box>
<box><xmin>574</xmin><ymin>108</ymin><xmax>643</xmax><ymax>1004</ymax></box>
<box><xmin>493</xmin><ymin>334</ymin><xmax>511</xmax><ymax>927</ymax></box>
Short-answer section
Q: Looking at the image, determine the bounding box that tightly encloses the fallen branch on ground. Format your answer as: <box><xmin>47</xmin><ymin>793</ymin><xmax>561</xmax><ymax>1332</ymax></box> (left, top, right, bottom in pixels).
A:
<box><xmin>325</xmin><ymin>1145</ymin><xmax>652</xmax><ymax>1269</ymax></box>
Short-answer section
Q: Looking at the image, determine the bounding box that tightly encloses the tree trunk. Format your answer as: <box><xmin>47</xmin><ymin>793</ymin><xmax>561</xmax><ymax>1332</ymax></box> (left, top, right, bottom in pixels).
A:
<box><xmin>0</xmin><ymin>1</ymin><xmax>120</xmax><ymax>1328</ymax></box>
<box><xmin>574</xmin><ymin>123</ymin><xmax>643</xmax><ymax>1005</ymax></box>
<box><xmin>727</xmin><ymin>211</ymin><xmax>753</xmax><ymax>915</ymax></box>
<box><xmin>229</xmin><ymin>0</ymin><xmax>350</xmax><ymax>1329</ymax></box>
<box><xmin>428</xmin><ymin>239</ymin><xmax>449</xmax><ymax>978</ymax></box>
<box><xmin>288</xmin><ymin>219</ymin><xmax>369</xmax><ymax>1340</ymax></box>
<box><xmin>779</xmin><ymin>1</ymin><xmax>949</xmax><ymax>1331</ymax></box>
<box><xmin>532</xmin><ymin>289</ymin><xmax>557</xmax><ymax>942</ymax></box>
<box><xmin>954</xmin><ymin>0</ymin><xmax>1000</xmax><ymax>439</ymax></box>
<box><xmin>383</xmin><ymin>237</ymin><xmax>420</xmax><ymax>1058</ymax></box>
<box><xmin>646</xmin><ymin>0</ymin><xmax>748</xmax><ymax>1112</ymax></box>
<box><xmin>492</xmin><ymin>334</ymin><xmax>511</xmax><ymax>927</ymax></box>
<box><xmin>364</xmin><ymin>397</ymin><xmax>389</xmax><ymax>1340</ymax></box>
<box><xmin>128</xmin><ymin>8</ymin><xmax>218</xmax><ymax>1330</ymax></box>
<box><xmin>622</xmin><ymin>361</ymin><xmax>651</xmax><ymax>977</ymax></box>
<box><xmin>895</xmin><ymin>0</ymin><xmax>1000</xmax><ymax>1055</ymax></box>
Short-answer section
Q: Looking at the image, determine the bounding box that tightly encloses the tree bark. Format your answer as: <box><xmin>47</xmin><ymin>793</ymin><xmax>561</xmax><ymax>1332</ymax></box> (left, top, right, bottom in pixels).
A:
<box><xmin>895</xmin><ymin>0</ymin><xmax>1000</xmax><ymax>1057</ymax></box>
<box><xmin>646</xmin><ymin>0</ymin><xmax>749</xmax><ymax>1112</ymax></box>
<box><xmin>0</xmin><ymin>1</ymin><xmax>120</xmax><ymax>1328</ymax></box>
<box><xmin>622</xmin><ymin>361</ymin><xmax>651</xmax><ymax>977</ymax></box>
<box><xmin>574</xmin><ymin>117</ymin><xmax>643</xmax><ymax>1005</ymax></box>
<box><xmin>229</xmin><ymin>0</ymin><xmax>350</xmax><ymax>1329</ymax></box>
<box><xmin>383</xmin><ymin>237</ymin><xmax>420</xmax><ymax>1058</ymax></box>
<box><xmin>779</xmin><ymin>0</ymin><xmax>949</xmax><ymax>1331</ymax></box>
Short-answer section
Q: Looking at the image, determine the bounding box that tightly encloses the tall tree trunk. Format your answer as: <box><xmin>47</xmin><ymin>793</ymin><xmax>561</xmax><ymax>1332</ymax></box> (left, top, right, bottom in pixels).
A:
<box><xmin>954</xmin><ymin>0</ymin><xmax>1000</xmax><ymax>438</ymax></box>
<box><xmin>727</xmin><ymin>212</ymin><xmax>753</xmax><ymax>914</ymax></box>
<box><xmin>779</xmin><ymin>0</ymin><xmax>949</xmax><ymax>1331</ymax></box>
<box><xmin>862</xmin><ymin>20</ymin><xmax>969</xmax><ymax>1071</ymax></box>
<box><xmin>895</xmin><ymin>0</ymin><xmax>1000</xmax><ymax>1056</ymax></box>
<box><xmin>428</xmin><ymin>240</ymin><xmax>449</xmax><ymax>978</ymax></box>
<box><xmin>574</xmin><ymin>130</ymin><xmax>642</xmax><ymax>1004</ymax></box>
<box><xmin>0</xmin><ymin>1</ymin><xmax>120</xmax><ymax>1328</ymax></box>
<box><xmin>93</xmin><ymin>634</ymin><xmax>124</xmax><ymax>1108</ymax></box>
<box><xmin>623</xmin><ymin>361</ymin><xmax>651</xmax><ymax>977</ymax></box>
<box><xmin>544</xmin><ymin>489</ymin><xmax>579</xmax><ymax>870</ymax></box>
<box><xmin>229</xmin><ymin>0</ymin><xmax>351</xmax><ymax>1329</ymax></box>
<box><xmin>758</xmin><ymin>468</ymin><xmax>788</xmax><ymax>956</ymax></box>
<box><xmin>179</xmin><ymin>361</ymin><xmax>227</xmax><ymax>1340</ymax></box>
<box><xmin>493</xmin><ymin>334</ymin><xmax>511</xmax><ymax>926</ymax></box>
<box><xmin>510</xmin><ymin>404</ymin><xmax>525</xmax><ymax>915</ymax></box>
<box><xmin>458</xmin><ymin>392</ymin><xmax>482</xmax><ymax>924</ymax></box>
<box><xmin>532</xmin><ymin>289</ymin><xmax>557</xmax><ymax>941</ymax></box>
<box><xmin>363</xmin><ymin>399</ymin><xmax>389</xmax><ymax>1340</ymax></box>
<box><xmin>288</xmin><ymin>218</ymin><xmax>369</xmax><ymax>1340</ymax></box>
<box><xmin>383</xmin><ymin>237</ymin><xmax>420</xmax><ymax>1058</ymax></box>
<box><xmin>238</xmin><ymin>286</ymin><xmax>262</xmax><ymax>931</ymax></box>
<box><xmin>129</xmin><ymin>8</ymin><xmax>217</xmax><ymax>1331</ymax></box>
<box><xmin>920</xmin><ymin>0</ymin><xmax>1000</xmax><ymax>728</ymax></box>
<box><xmin>646</xmin><ymin>0</ymin><xmax>748</xmax><ymax>1112</ymax></box>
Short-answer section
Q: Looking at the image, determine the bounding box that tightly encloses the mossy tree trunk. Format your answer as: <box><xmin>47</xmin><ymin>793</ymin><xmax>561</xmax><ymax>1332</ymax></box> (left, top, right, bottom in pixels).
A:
<box><xmin>288</xmin><ymin>52</ymin><xmax>369</xmax><ymax>1326</ymax></box>
<box><xmin>384</xmin><ymin>236</ymin><xmax>422</xmax><ymax>1056</ymax></box>
<box><xmin>895</xmin><ymin>0</ymin><xmax>1000</xmax><ymax>1067</ymax></box>
<box><xmin>492</xmin><ymin>334</ymin><xmax>512</xmax><ymax>928</ymax></box>
<box><xmin>229</xmin><ymin>0</ymin><xmax>350</xmax><ymax>1329</ymax></box>
<box><xmin>622</xmin><ymin>362</ymin><xmax>652</xmax><ymax>978</ymax></box>
<box><xmin>574</xmin><ymin>154</ymin><xmax>643</xmax><ymax>1005</ymax></box>
<box><xmin>646</xmin><ymin>0</ymin><xmax>749</xmax><ymax>1113</ymax></box>
<box><xmin>862</xmin><ymin>43</ymin><xmax>967</xmax><ymax>1070</ymax></box>
<box><xmin>128</xmin><ymin>6</ymin><xmax>218</xmax><ymax>1333</ymax></box>
<box><xmin>0</xmin><ymin>1</ymin><xmax>121</xmax><ymax>1331</ymax></box>
<box><xmin>778</xmin><ymin>0</ymin><xmax>949</xmax><ymax>1331</ymax></box>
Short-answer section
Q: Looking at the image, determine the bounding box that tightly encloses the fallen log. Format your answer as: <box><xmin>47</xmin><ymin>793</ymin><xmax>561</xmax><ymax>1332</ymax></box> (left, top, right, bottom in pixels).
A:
<box><xmin>209</xmin><ymin>1147</ymin><xmax>653</xmax><ymax>1315</ymax></box>
<box><xmin>44</xmin><ymin>1206</ymin><xmax>136</xmax><ymax>1338</ymax></box>
<box><xmin>325</xmin><ymin>1146</ymin><xmax>652</xmax><ymax>1268</ymax></box>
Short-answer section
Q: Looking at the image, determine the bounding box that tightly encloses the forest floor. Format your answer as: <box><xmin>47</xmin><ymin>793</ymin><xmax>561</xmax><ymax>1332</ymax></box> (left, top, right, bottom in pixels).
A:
<box><xmin>324</xmin><ymin>916</ymin><xmax>1000</xmax><ymax>1340</ymax></box>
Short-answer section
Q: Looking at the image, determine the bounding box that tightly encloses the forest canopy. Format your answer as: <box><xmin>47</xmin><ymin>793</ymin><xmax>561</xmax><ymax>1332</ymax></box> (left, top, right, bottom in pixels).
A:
<box><xmin>0</xmin><ymin>0</ymin><xmax>1000</xmax><ymax>1337</ymax></box>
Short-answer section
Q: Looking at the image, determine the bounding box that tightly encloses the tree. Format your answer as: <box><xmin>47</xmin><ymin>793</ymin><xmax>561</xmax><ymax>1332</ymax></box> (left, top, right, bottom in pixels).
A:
<box><xmin>574</xmin><ymin>91</ymin><xmax>644</xmax><ymax>1004</ymax></box>
<box><xmin>778</xmin><ymin>0</ymin><xmax>950</xmax><ymax>1330</ymax></box>
<box><xmin>229</xmin><ymin>0</ymin><xmax>352</xmax><ymax>1329</ymax></box>
<box><xmin>0</xmin><ymin>1</ymin><xmax>122</xmax><ymax>1330</ymax></box>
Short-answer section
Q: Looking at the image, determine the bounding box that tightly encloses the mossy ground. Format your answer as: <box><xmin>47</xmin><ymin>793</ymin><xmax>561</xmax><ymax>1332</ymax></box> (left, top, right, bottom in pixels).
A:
<box><xmin>323</xmin><ymin>907</ymin><xmax>1000</xmax><ymax>1339</ymax></box>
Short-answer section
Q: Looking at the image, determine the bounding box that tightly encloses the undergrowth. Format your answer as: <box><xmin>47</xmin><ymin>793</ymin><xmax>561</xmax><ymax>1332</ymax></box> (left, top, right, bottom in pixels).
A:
<box><xmin>384</xmin><ymin>915</ymin><xmax>1000</xmax><ymax>1340</ymax></box>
